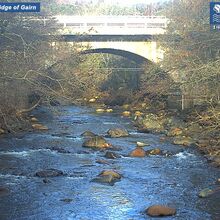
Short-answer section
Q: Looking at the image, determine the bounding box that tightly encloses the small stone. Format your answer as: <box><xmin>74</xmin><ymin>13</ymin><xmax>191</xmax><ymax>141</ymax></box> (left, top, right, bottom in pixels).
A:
<box><xmin>43</xmin><ymin>178</ymin><xmax>51</xmax><ymax>184</ymax></box>
<box><xmin>136</xmin><ymin>141</ymin><xmax>149</xmax><ymax>147</ymax></box>
<box><xmin>60</xmin><ymin>198</ymin><xmax>73</xmax><ymax>203</ymax></box>
<box><xmin>122</xmin><ymin>111</ymin><xmax>131</xmax><ymax>117</ymax></box>
<box><xmin>0</xmin><ymin>128</ymin><xmax>5</xmax><ymax>135</ymax></box>
<box><xmin>129</xmin><ymin>147</ymin><xmax>146</xmax><ymax>157</ymax></box>
<box><xmin>36</xmin><ymin>169</ymin><xmax>64</xmax><ymax>177</ymax></box>
<box><xmin>134</xmin><ymin>111</ymin><xmax>143</xmax><ymax>116</ymax></box>
<box><xmin>89</xmin><ymin>98</ymin><xmax>96</xmax><ymax>103</ymax></box>
<box><xmin>198</xmin><ymin>188</ymin><xmax>215</xmax><ymax>198</ymax></box>
<box><xmin>106</xmin><ymin>109</ymin><xmax>113</xmax><ymax>113</ymax></box>
<box><xmin>146</xmin><ymin>205</ymin><xmax>176</xmax><ymax>217</ymax></box>
<box><xmin>30</xmin><ymin>117</ymin><xmax>38</xmax><ymax>122</ymax></box>
<box><xmin>146</xmin><ymin>148</ymin><xmax>162</xmax><ymax>156</ymax></box>
<box><xmin>96</xmin><ymin>109</ymin><xmax>105</xmax><ymax>113</ymax></box>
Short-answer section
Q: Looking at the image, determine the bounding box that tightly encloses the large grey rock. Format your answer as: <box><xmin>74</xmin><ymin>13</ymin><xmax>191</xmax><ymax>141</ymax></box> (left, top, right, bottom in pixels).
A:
<box><xmin>135</xmin><ymin>113</ymin><xmax>165</xmax><ymax>133</ymax></box>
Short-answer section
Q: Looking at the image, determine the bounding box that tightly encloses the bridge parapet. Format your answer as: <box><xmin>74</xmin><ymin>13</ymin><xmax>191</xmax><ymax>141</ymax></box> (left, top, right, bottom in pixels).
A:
<box><xmin>53</xmin><ymin>15</ymin><xmax>167</xmax><ymax>35</ymax></box>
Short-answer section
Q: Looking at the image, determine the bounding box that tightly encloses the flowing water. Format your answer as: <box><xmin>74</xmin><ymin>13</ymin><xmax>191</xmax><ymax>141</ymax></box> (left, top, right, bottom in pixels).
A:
<box><xmin>0</xmin><ymin>106</ymin><xmax>219</xmax><ymax>220</ymax></box>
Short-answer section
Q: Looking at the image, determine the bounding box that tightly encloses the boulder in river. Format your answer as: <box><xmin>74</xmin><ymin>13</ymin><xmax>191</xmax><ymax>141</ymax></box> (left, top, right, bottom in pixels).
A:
<box><xmin>92</xmin><ymin>174</ymin><xmax>116</xmax><ymax>185</ymax></box>
<box><xmin>104</xmin><ymin>151</ymin><xmax>121</xmax><ymax>159</ymax></box>
<box><xmin>81</xmin><ymin>131</ymin><xmax>96</xmax><ymax>137</ymax></box>
<box><xmin>107</xmin><ymin>128</ymin><xmax>129</xmax><ymax>138</ymax></box>
<box><xmin>82</xmin><ymin>136</ymin><xmax>111</xmax><ymax>149</ymax></box>
<box><xmin>36</xmin><ymin>168</ymin><xmax>64</xmax><ymax>177</ymax></box>
<box><xmin>99</xmin><ymin>170</ymin><xmax>121</xmax><ymax>179</ymax></box>
<box><xmin>129</xmin><ymin>147</ymin><xmax>146</xmax><ymax>157</ymax></box>
<box><xmin>146</xmin><ymin>205</ymin><xmax>176</xmax><ymax>217</ymax></box>
<box><xmin>91</xmin><ymin>170</ymin><xmax>121</xmax><ymax>185</ymax></box>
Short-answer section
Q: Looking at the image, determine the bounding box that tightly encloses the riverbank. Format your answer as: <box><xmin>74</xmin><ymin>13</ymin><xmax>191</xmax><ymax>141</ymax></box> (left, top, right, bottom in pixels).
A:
<box><xmin>83</xmin><ymin>98</ymin><xmax>220</xmax><ymax>168</ymax></box>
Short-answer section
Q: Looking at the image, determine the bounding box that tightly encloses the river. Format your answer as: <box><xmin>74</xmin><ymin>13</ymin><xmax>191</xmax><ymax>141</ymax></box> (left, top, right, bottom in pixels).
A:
<box><xmin>0</xmin><ymin>105</ymin><xmax>219</xmax><ymax>220</ymax></box>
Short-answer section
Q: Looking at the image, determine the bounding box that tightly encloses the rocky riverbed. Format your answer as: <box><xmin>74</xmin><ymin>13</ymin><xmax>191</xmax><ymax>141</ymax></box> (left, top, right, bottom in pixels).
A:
<box><xmin>0</xmin><ymin>105</ymin><xmax>219</xmax><ymax>220</ymax></box>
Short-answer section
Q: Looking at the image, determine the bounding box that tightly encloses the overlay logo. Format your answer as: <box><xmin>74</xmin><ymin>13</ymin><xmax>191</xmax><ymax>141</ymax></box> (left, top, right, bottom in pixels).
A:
<box><xmin>210</xmin><ymin>2</ymin><xmax>220</xmax><ymax>30</ymax></box>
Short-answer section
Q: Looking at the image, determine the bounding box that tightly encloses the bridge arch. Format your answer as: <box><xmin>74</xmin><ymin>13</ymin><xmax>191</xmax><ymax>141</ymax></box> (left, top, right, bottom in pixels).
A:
<box><xmin>81</xmin><ymin>48</ymin><xmax>150</xmax><ymax>64</ymax></box>
<box><xmin>78</xmin><ymin>41</ymin><xmax>164</xmax><ymax>64</ymax></box>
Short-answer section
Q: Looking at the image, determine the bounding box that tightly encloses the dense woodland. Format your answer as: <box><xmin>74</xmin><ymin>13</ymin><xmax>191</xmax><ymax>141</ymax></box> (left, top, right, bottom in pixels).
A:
<box><xmin>0</xmin><ymin>0</ymin><xmax>219</xmax><ymax>136</ymax></box>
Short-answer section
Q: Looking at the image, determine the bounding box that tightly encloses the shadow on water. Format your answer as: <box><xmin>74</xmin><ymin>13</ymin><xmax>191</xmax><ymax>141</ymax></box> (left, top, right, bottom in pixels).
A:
<box><xmin>0</xmin><ymin>106</ymin><xmax>219</xmax><ymax>220</ymax></box>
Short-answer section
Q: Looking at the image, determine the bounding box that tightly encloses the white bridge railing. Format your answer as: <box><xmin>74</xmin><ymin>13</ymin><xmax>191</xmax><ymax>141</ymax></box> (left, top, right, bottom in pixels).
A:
<box><xmin>53</xmin><ymin>15</ymin><xmax>167</xmax><ymax>35</ymax></box>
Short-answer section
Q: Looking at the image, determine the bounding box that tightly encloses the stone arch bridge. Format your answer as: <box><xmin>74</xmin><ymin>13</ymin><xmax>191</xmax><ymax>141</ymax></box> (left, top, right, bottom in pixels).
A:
<box><xmin>49</xmin><ymin>15</ymin><xmax>167</xmax><ymax>64</ymax></box>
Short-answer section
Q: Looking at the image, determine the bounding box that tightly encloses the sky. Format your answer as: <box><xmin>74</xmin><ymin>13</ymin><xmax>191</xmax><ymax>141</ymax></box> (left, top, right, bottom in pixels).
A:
<box><xmin>104</xmin><ymin>0</ymin><xmax>167</xmax><ymax>6</ymax></box>
<box><xmin>57</xmin><ymin>0</ymin><xmax>168</xmax><ymax>6</ymax></box>
<box><xmin>66</xmin><ymin>0</ymin><xmax>168</xmax><ymax>6</ymax></box>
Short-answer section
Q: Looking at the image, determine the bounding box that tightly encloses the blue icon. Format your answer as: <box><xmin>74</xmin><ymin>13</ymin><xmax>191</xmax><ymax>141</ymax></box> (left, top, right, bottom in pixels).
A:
<box><xmin>210</xmin><ymin>2</ymin><xmax>220</xmax><ymax>24</ymax></box>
